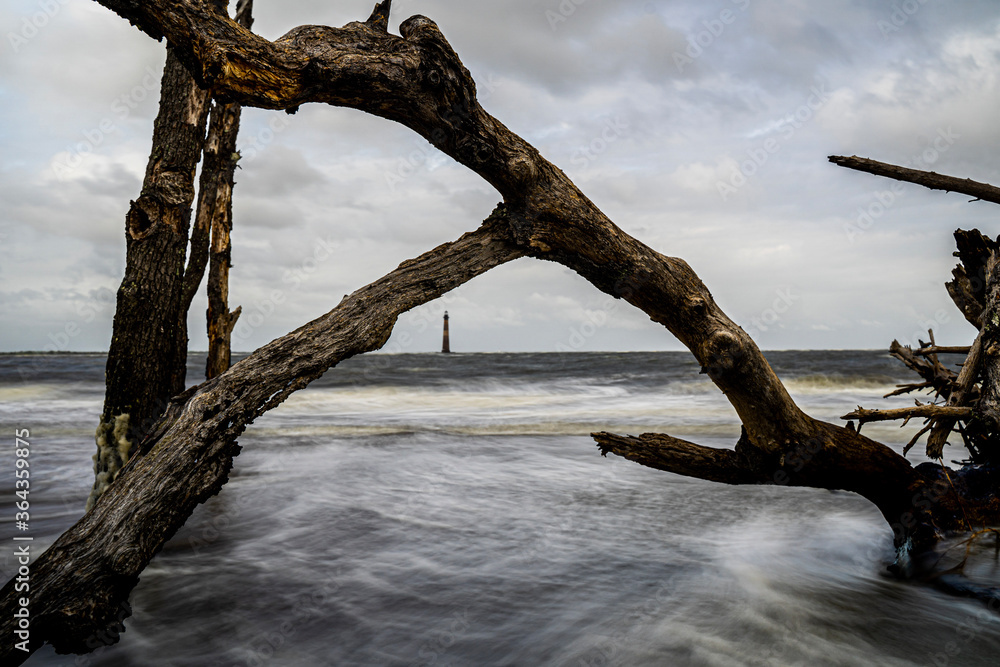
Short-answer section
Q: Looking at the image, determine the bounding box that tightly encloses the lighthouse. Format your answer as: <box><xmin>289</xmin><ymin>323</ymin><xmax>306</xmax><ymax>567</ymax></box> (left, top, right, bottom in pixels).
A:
<box><xmin>441</xmin><ymin>311</ymin><xmax>451</xmax><ymax>353</ymax></box>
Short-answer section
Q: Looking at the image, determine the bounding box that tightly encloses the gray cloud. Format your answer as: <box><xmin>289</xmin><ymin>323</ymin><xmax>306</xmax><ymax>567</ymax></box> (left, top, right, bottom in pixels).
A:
<box><xmin>2</xmin><ymin>0</ymin><xmax>1000</xmax><ymax>354</ymax></box>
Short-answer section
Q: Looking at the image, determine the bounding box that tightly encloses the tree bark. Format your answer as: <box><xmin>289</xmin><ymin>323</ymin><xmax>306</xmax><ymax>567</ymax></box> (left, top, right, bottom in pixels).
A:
<box><xmin>89</xmin><ymin>48</ymin><xmax>211</xmax><ymax>511</ymax></box>
<box><xmin>204</xmin><ymin>0</ymin><xmax>252</xmax><ymax>379</ymax></box>
<box><xmin>828</xmin><ymin>155</ymin><xmax>1000</xmax><ymax>205</ymax></box>
<box><xmin>4</xmin><ymin>2</ymin><xmax>999</xmax><ymax>662</ymax></box>
<box><xmin>841</xmin><ymin>405</ymin><xmax>973</xmax><ymax>425</ymax></box>
<box><xmin>972</xmin><ymin>253</ymin><xmax>1000</xmax><ymax>464</ymax></box>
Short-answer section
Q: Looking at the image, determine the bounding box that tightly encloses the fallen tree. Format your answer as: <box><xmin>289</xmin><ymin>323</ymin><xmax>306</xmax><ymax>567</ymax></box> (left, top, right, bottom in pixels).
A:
<box><xmin>2</xmin><ymin>2</ymin><xmax>999</xmax><ymax>663</ymax></box>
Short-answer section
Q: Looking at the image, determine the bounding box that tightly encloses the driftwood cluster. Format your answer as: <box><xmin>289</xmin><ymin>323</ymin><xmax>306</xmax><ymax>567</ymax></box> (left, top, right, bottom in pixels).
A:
<box><xmin>2</xmin><ymin>2</ymin><xmax>999</xmax><ymax>663</ymax></box>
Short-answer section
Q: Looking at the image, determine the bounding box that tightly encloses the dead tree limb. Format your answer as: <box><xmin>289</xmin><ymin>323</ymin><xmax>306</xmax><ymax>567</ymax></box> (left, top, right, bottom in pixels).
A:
<box><xmin>841</xmin><ymin>405</ymin><xmax>973</xmax><ymax>425</ymax></box>
<box><xmin>828</xmin><ymin>155</ymin><xmax>1000</xmax><ymax>205</ymax></box>
<box><xmin>889</xmin><ymin>339</ymin><xmax>958</xmax><ymax>400</ymax></box>
<box><xmin>972</xmin><ymin>253</ymin><xmax>1000</xmax><ymax>463</ymax></box>
<box><xmin>914</xmin><ymin>345</ymin><xmax>971</xmax><ymax>357</ymax></box>
<box><xmin>927</xmin><ymin>329</ymin><xmax>985</xmax><ymax>457</ymax></box>
<box><xmin>593</xmin><ymin>431</ymin><xmax>764</xmax><ymax>485</ymax></box>
<box><xmin>205</xmin><ymin>0</ymin><xmax>253</xmax><ymax>379</ymax></box>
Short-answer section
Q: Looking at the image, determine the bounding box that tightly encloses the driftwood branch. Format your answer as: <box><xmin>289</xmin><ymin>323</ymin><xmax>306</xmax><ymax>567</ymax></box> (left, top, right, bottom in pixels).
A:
<box><xmin>889</xmin><ymin>339</ymin><xmax>959</xmax><ymax>401</ymax></box>
<box><xmin>592</xmin><ymin>431</ymin><xmax>764</xmax><ymax>485</ymax></box>
<box><xmin>914</xmin><ymin>345</ymin><xmax>971</xmax><ymax>357</ymax></box>
<box><xmin>927</xmin><ymin>329</ymin><xmax>985</xmax><ymax>458</ymax></box>
<box><xmin>841</xmin><ymin>405</ymin><xmax>973</xmax><ymax>425</ymax></box>
<box><xmin>829</xmin><ymin>155</ymin><xmax>1000</xmax><ymax>205</ymax></box>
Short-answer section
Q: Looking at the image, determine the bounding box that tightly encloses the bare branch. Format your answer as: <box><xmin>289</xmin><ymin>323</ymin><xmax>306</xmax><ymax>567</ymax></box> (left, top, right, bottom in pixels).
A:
<box><xmin>592</xmin><ymin>431</ymin><xmax>763</xmax><ymax>485</ymax></box>
<box><xmin>829</xmin><ymin>155</ymin><xmax>1000</xmax><ymax>205</ymax></box>
<box><xmin>927</xmin><ymin>328</ymin><xmax>985</xmax><ymax>457</ymax></box>
<box><xmin>884</xmin><ymin>381</ymin><xmax>934</xmax><ymax>399</ymax></box>
<box><xmin>889</xmin><ymin>339</ymin><xmax>959</xmax><ymax>401</ymax></box>
<box><xmin>914</xmin><ymin>345</ymin><xmax>971</xmax><ymax>357</ymax></box>
<box><xmin>842</xmin><ymin>405</ymin><xmax>972</xmax><ymax>424</ymax></box>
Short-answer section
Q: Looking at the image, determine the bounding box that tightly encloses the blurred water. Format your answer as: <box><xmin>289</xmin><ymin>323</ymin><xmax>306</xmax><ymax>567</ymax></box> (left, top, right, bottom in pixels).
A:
<box><xmin>1</xmin><ymin>351</ymin><xmax>998</xmax><ymax>666</ymax></box>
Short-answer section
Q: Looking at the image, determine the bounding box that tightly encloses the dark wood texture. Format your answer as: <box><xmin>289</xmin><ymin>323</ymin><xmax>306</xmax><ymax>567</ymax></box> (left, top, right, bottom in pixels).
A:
<box><xmin>89</xmin><ymin>48</ymin><xmax>211</xmax><ymax>511</ymax></box>
<box><xmin>829</xmin><ymin>155</ymin><xmax>1000</xmax><ymax>205</ymax></box>
<box><xmin>205</xmin><ymin>0</ymin><xmax>253</xmax><ymax>379</ymax></box>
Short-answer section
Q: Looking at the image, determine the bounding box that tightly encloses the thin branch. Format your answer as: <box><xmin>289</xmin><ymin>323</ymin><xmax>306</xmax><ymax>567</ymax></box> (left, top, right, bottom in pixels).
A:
<box><xmin>904</xmin><ymin>423</ymin><xmax>934</xmax><ymax>456</ymax></box>
<box><xmin>927</xmin><ymin>328</ymin><xmax>985</xmax><ymax>457</ymax></box>
<box><xmin>889</xmin><ymin>339</ymin><xmax>959</xmax><ymax>402</ymax></box>
<box><xmin>884</xmin><ymin>381</ymin><xmax>933</xmax><ymax>399</ymax></box>
<box><xmin>914</xmin><ymin>345</ymin><xmax>971</xmax><ymax>357</ymax></box>
<box><xmin>842</xmin><ymin>405</ymin><xmax>972</xmax><ymax>424</ymax></box>
<box><xmin>829</xmin><ymin>155</ymin><xmax>1000</xmax><ymax>205</ymax></box>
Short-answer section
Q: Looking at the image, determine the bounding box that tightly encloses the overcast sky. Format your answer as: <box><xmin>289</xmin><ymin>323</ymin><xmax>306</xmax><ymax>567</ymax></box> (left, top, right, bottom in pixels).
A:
<box><xmin>2</xmin><ymin>0</ymin><xmax>999</xmax><ymax>354</ymax></box>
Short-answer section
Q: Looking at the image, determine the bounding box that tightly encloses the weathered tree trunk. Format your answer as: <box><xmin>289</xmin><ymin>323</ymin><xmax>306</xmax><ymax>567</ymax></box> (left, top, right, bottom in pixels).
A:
<box><xmin>89</xmin><ymin>48</ymin><xmax>211</xmax><ymax>511</ymax></box>
<box><xmin>203</xmin><ymin>0</ymin><xmax>252</xmax><ymax>379</ymax></box>
<box><xmin>204</xmin><ymin>97</ymin><xmax>243</xmax><ymax>378</ymax></box>
<box><xmin>3</xmin><ymin>3</ymin><xmax>999</xmax><ymax>663</ymax></box>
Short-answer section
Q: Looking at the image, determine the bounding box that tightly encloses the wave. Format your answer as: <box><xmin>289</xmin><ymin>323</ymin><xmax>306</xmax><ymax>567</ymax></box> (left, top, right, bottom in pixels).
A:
<box><xmin>782</xmin><ymin>373</ymin><xmax>899</xmax><ymax>394</ymax></box>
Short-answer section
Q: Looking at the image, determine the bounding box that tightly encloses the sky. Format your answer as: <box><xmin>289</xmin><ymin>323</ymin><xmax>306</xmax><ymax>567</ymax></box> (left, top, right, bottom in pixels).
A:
<box><xmin>1</xmin><ymin>0</ymin><xmax>999</xmax><ymax>354</ymax></box>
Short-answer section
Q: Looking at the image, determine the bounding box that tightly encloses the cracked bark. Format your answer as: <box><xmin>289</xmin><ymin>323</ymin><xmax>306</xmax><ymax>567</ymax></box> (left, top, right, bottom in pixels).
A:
<box><xmin>90</xmin><ymin>47</ymin><xmax>212</xmax><ymax>511</ymax></box>
<box><xmin>205</xmin><ymin>0</ymin><xmax>252</xmax><ymax>380</ymax></box>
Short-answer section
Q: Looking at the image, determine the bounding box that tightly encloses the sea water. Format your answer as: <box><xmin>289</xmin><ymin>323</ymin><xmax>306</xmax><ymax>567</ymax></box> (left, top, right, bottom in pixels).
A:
<box><xmin>1</xmin><ymin>351</ymin><xmax>999</xmax><ymax>666</ymax></box>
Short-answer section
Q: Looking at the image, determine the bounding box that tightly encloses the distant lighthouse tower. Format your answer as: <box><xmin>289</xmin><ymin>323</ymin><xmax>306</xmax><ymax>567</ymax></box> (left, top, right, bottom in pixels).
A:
<box><xmin>441</xmin><ymin>311</ymin><xmax>451</xmax><ymax>353</ymax></box>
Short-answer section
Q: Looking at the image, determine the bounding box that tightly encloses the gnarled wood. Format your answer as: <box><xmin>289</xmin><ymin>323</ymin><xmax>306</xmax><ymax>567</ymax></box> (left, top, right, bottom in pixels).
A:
<box><xmin>593</xmin><ymin>431</ymin><xmax>764</xmax><ymax>485</ymax></box>
<box><xmin>972</xmin><ymin>253</ymin><xmax>1000</xmax><ymax>463</ymax></box>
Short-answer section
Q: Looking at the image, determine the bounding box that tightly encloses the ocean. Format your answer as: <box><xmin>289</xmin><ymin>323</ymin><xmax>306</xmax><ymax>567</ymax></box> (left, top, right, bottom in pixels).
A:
<box><xmin>1</xmin><ymin>351</ymin><xmax>999</xmax><ymax>666</ymax></box>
